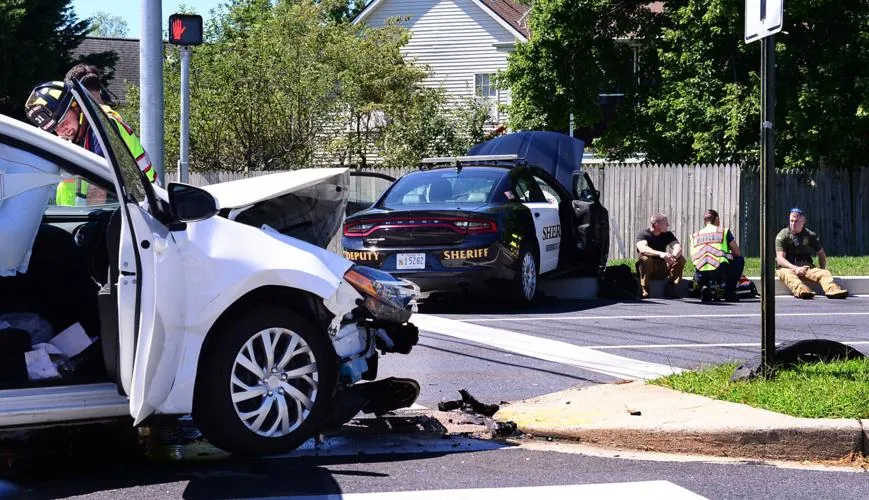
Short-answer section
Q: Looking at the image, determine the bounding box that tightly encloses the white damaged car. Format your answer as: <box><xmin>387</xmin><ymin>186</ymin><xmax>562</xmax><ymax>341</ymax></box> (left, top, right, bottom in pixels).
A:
<box><xmin>0</xmin><ymin>82</ymin><xmax>420</xmax><ymax>456</ymax></box>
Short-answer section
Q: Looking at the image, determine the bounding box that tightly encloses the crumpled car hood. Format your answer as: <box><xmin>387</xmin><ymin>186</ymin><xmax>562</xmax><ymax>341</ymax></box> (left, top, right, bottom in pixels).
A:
<box><xmin>201</xmin><ymin>168</ymin><xmax>350</xmax><ymax>249</ymax></box>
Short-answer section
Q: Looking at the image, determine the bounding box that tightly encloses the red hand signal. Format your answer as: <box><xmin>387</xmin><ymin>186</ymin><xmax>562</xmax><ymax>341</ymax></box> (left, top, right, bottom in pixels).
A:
<box><xmin>172</xmin><ymin>18</ymin><xmax>187</xmax><ymax>41</ymax></box>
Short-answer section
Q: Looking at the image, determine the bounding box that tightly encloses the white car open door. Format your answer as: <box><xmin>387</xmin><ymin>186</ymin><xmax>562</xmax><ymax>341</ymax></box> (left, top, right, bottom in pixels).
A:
<box><xmin>75</xmin><ymin>83</ymin><xmax>185</xmax><ymax>424</ymax></box>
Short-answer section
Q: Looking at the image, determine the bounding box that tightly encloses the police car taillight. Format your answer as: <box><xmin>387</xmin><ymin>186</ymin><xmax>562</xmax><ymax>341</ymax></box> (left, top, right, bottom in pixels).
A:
<box><xmin>453</xmin><ymin>219</ymin><xmax>497</xmax><ymax>233</ymax></box>
<box><xmin>344</xmin><ymin>222</ymin><xmax>375</xmax><ymax>237</ymax></box>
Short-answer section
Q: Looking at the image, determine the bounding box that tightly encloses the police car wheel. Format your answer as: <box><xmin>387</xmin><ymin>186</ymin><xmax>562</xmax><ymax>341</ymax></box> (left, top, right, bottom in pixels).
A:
<box><xmin>512</xmin><ymin>243</ymin><xmax>538</xmax><ymax>303</ymax></box>
<box><xmin>193</xmin><ymin>304</ymin><xmax>337</xmax><ymax>456</ymax></box>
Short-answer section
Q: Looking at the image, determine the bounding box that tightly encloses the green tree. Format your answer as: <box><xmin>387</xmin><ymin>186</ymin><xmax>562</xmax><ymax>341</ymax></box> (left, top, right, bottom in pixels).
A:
<box><xmin>499</xmin><ymin>0</ymin><xmax>659</xmax><ymax>157</ymax></box>
<box><xmin>0</xmin><ymin>0</ymin><xmax>91</xmax><ymax>119</ymax></box>
<box><xmin>125</xmin><ymin>0</ymin><xmax>489</xmax><ymax>172</ymax></box>
<box><xmin>88</xmin><ymin>10</ymin><xmax>128</xmax><ymax>37</ymax></box>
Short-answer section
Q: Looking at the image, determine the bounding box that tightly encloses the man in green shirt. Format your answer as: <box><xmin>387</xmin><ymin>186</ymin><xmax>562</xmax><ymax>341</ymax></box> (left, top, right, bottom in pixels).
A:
<box><xmin>775</xmin><ymin>208</ymin><xmax>848</xmax><ymax>299</ymax></box>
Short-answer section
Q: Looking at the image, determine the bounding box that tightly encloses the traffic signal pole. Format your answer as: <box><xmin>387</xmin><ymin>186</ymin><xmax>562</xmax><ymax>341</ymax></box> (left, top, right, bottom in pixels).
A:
<box><xmin>140</xmin><ymin>0</ymin><xmax>164</xmax><ymax>185</ymax></box>
<box><xmin>179</xmin><ymin>46</ymin><xmax>190</xmax><ymax>183</ymax></box>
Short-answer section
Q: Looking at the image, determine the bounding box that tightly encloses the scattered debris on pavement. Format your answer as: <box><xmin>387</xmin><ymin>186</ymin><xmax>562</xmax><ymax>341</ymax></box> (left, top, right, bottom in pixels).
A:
<box><xmin>437</xmin><ymin>389</ymin><xmax>500</xmax><ymax>417</ymax></box>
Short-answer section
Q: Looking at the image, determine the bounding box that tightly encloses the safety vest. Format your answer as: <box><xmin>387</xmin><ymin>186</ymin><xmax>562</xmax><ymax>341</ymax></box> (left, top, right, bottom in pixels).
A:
<box><xmin>54</xmin><ymin>106</ymin><xmax>155</xmax><ymax>206</ymax></box>
<box><xmin>55</xmin><ymin>177</ymin><xmax>89</xmax><ymax>206</ymax></box>
<box><xmin>101</xmin><ymin>105</ymin><xmax>156</xmax><ymax>184</ymax></box>
<box><xmin>691</xmin><ymin>225</ymin><xmax>732</xmax><ymax>271</ymax></box>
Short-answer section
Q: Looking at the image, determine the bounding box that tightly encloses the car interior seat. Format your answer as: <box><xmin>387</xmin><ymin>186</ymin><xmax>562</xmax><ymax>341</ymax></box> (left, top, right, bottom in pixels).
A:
<box><xmin>427</xmin><ymin>178</ymin><xmax>453</xmax><ymax>203</ymax></box>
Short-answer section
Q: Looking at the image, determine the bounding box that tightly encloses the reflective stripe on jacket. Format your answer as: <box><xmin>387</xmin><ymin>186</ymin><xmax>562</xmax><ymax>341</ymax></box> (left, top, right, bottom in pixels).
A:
<box><xmin>691</xmin><ymin>225</ymin><xmax>732</xmax><ymax>271</ymax></box>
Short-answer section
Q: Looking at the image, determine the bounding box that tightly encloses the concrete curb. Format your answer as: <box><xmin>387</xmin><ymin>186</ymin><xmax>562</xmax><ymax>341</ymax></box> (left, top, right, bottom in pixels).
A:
<box><xmin>494</xmin><ymin>382</ymin><xmax>866</xmax><ymax>462</ymax></box>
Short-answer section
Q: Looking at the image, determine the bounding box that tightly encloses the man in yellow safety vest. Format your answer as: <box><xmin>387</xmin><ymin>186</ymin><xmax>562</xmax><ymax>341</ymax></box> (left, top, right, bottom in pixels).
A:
<box><xmin>690</xmin><ymin>209</ymin><xmax>744</xmax><ymax>302</ymax></box>
<box><xmin>24</xmin><ymin>80</ymin><xmax>156</xmax><ymax>206</ymax></box>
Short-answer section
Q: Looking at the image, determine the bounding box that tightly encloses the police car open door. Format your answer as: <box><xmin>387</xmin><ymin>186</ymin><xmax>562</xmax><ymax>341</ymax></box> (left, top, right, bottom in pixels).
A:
<box><xmin>76</xmin><ymin>83</ymin><xmax>184</xmax><ymax>425</ymax></box>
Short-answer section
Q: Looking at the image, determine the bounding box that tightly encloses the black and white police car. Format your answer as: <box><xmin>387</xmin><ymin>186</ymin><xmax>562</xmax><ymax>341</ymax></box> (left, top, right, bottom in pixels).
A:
<box><xmin>342</xmin><ymin>131</ymin><xmax>610</xmax><ymax>302</ymax></box>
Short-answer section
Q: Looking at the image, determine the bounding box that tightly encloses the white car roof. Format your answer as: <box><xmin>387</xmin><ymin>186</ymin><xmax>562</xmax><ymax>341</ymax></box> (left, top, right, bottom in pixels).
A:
<box><xmin>0</xmin><ymin>113</ymin><xmax>112</xmax><ymax>182</ymax></box>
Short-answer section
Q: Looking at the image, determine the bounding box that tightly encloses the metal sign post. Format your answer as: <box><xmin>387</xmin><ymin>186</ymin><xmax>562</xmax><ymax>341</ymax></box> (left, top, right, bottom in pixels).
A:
<box><xmin>746</xmin><ymin>0</ymin><xmax>783</xmax><ymax>377</ymax></box>
<box><xmin>168</xmin><ymin>13</ymin><xmax>204</xmax><ymax>184</ymax></box>
<box><xmin>179</xmin><ymin>46</ymin><xmax>191</xmax><ymax>183</ymax></box>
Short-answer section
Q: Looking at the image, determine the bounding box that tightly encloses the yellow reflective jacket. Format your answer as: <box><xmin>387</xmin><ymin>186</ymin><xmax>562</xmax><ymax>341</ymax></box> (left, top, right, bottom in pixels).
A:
<box><xmin>690</xmin><ymin>224</ymin><xmax>732</xmax><ymax>271</ymax></box>
<box><xmin>55</xmin><ymin>105</ymin><xmax>155</xmax><ymax>206</ymax></box>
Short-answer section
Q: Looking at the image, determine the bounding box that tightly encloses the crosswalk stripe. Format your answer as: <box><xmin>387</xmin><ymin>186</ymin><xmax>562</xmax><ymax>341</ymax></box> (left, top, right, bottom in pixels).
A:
<box><xmin>412</xmin><ymin>314</ymin><xmax>683</xmax><ymax>380</ymax></box>
<box><xmin>285</xmin><ymin>481</ymin><xmax>706</xmax><ymax>500</ymax></box>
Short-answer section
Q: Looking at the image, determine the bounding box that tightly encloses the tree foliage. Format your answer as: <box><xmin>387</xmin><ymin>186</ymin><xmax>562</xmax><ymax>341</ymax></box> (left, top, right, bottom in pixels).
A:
<box><xmin>0</xmin><ymin>0</ymin><xmax>91</xmax><ymax>119</ymax></box>
<box><xmin>503</xmin><ymin>0</ymin><xmax>869</xmax><ymax>170</ymax></box>
<box><xmin>125</xmin><ymin>0</ymin><xmax>489</xmax><ymax>172</ymax></box>
<box><xmin>499</xmin><ymin>0</ymin><xmax>660</xmax><ymax>156</ymax></box>
<box><xmin>88</xmin><ymin>10</ymin><xmax>129</xmax><ymax>38</ymax></box>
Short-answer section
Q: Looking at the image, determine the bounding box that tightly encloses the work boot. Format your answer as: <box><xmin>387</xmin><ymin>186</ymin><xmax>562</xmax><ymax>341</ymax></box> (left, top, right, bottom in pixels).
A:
<box><xmin>826</xmin><ymin>288</ymin><xmax>848</xmax><ymax>299</ymax></box>
<box><xmin>700</xmin><ymin>286</ymin><xmax>712</xmax><ymax>303</ymax></box>
<box><xmin>725</xmin><ymin>291</ymin><xmax>739</xmax><ymax>302</ymax></box>
<box><xmin>796</xmin><ymin>288</ymin><xmax>815</xmax><ymax>299</ymax></box>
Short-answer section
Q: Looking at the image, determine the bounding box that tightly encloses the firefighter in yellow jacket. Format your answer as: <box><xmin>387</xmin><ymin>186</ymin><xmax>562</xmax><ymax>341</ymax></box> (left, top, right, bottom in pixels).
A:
<box><xmin>24</xmin><ymin>80</ymin><xmax>156</xmax><ymax>206</ymax></box>
<box><xmin>690</xmin><ymin>209</ymin><xmax>744</xmax><ymax>302</ymax></box>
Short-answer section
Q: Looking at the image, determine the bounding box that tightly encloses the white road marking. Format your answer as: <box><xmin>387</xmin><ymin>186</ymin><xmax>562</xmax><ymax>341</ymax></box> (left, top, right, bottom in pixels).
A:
<box><xmin>466</xmin><ymin>311</ymin><xmax>869</xmax><ymax>323</ymax></box>
<box><xmin>590</xmin><ymin>340</ymin><xmax>869</xmax><ymax>350</ymax></box>
<box><xmin>287</xmin><ymin>481</ymin><xmax>706</xmax><ymax>500</ymax></box>
<box><xmin>413</xmin><ymin>314</ymin><xmax>683</xmax><ymax>380</ymax></box>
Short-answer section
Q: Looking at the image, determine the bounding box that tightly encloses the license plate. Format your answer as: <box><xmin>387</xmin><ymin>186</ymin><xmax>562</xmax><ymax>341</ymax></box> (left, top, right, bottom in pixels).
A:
<box><xmin>396</xmin><ymin>253</ymin><xmax>426</xmax><ymax>270</ymax></box>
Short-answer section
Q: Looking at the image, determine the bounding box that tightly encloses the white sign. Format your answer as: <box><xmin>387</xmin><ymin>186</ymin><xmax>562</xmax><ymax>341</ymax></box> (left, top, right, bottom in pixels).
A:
<box><xmin>745</xmin><ymin>0</ymin><xmax>784</xmax><ymax>43</ymax></box>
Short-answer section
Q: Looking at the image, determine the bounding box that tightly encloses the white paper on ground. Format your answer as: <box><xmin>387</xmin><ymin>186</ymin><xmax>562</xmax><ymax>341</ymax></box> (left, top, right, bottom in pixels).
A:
<box><xmin>49</xmin><ymin>323</ymin><xmax>94</xmax><ymax>358</ymax></box>
<box><xmin>25</xmin><ymin>347</ymin><xmax>61</xmax><ymax>380</ymax></box>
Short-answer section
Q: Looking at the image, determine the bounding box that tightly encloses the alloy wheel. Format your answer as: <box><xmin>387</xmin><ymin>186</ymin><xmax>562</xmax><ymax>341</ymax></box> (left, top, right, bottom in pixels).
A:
<box><xmin>229</xmin><ymin>328</ymin><xmax>319</xmax><ymax>438</ymax></box>
<box><xmin>521</xmin><ymin>252</ymin><xmax>537</xmax><ymax>300</ymax></box>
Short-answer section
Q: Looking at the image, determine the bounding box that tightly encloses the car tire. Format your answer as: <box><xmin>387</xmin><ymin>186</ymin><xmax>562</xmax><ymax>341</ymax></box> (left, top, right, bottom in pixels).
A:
<box><xmin>512</xmin><ymin>241</ymin><xmax>538</xmax><ymax>304</ymax></box>
<box><xmin>193</xmin><ymin>304</ymin><xmax>337</xmax><ymax>456</ymax></box>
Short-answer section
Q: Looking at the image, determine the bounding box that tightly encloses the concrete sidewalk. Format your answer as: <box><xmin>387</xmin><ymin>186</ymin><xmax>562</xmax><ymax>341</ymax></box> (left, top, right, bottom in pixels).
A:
<box><xmin>494</xmin><ymin>381</ymin><xmax>868</xmax><ymax>462</ymax></box>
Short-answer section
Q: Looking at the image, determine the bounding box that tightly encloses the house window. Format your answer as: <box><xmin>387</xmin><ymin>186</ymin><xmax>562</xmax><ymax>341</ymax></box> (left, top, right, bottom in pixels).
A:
<box><xmin>475</xmin><ymin>74</ymin><xmax>496</xmax><ymax>98</ymax></box>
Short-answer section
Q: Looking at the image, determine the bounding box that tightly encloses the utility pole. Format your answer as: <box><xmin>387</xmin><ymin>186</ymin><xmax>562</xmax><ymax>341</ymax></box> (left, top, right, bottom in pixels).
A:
<box><xmin>141</xmin><ymin>0</ymin><xmax>164</xmax><ymax>185</ymax></box>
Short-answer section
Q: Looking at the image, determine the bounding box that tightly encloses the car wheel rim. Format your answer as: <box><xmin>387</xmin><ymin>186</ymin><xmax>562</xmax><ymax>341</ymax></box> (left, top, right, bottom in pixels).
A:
<box><xmin>521</xmin><ymin>252</ymin><xmax>536</xmax><ymax>300</ymax></box>
<box><xmin>230</xmin><ymin>328</ymin><xmax>319</xmax><ymax>438</ymax></box>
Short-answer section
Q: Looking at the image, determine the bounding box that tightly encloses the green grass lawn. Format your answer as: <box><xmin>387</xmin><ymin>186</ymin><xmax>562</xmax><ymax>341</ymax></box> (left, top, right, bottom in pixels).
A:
<box><xmin>608</xmin><ymin>256</ymin><xmax>869</xmax><ymax>277</ymax></box>
<box><xmin>650</xmin><ymin>359</ymin><xmax>869</xmax><ymax>419</ymax></box>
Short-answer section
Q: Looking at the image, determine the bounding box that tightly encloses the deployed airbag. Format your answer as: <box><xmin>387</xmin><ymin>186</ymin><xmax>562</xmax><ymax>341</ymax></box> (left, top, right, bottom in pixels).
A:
<box><xmin>0</xmin><ymin>144</ymin><xmax>61</xmax><ymax>276</ymax></box>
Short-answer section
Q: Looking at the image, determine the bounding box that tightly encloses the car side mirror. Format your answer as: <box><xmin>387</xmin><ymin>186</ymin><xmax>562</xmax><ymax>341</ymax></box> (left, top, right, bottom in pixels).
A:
<box><xmin>168</xmin><ymin>182</ymin><xmax>218</xmax><ymax>222</ymax></box>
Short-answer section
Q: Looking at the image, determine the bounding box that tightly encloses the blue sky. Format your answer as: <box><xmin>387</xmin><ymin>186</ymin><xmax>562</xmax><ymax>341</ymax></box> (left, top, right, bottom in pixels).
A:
<box><xmin>72</xmin><ymin>0</ymin><xmax>224</xmax><ymax>39</ymax></box>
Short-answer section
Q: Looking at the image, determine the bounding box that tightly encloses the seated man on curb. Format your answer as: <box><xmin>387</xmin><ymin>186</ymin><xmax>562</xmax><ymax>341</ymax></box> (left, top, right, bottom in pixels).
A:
<box><xmin>775</xmin><ymin>207</ymin><xmax>848</xmax><ymax>299</ymax></box>
<box><xmin>636</xmin><ymin>213</ymin><xmax>685</xmax><ymax>299</ymax></box>
<box><xmin>690</xmin><ymin>209</ymin><xmax>744</xmax><ymax>302</ymax></box>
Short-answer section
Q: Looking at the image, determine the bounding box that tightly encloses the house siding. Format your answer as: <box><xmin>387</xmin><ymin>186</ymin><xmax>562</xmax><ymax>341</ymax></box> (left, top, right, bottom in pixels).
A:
<box><xmin>361</xmin><ymin>0</ymin><xmax>521</xmax><ymax>127</ymax></box>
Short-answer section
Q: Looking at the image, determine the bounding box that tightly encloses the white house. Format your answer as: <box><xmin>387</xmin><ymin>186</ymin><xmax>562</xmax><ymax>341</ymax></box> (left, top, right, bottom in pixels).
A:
<box><xmin>353</xmin><ymin>0</ymin><xmax>530</xmax><ymax>128</ymax></box>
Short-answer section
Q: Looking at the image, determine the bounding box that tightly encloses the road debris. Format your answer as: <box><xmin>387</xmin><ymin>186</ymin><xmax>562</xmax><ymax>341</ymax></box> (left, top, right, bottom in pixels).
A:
<box><xmin>437</xmin><ymin>389</ymin><xmax>499</xmax><ymax>417</ymax></box>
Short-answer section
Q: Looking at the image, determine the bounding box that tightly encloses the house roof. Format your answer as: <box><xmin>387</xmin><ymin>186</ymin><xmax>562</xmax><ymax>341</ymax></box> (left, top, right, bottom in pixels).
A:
<box><xmin>354</xmin><ymin>0</ymin><xmax>530</xmax><ymax>41</ymax></box>
<box><xmin>71</xmin><ymin>36</ymin><xmax>141</xmax><ymax>104</ymax></box>
<box><xmin>479</xmin><ymin>0</ymin><xmax>530</xmax><ymax>39</ymax></box>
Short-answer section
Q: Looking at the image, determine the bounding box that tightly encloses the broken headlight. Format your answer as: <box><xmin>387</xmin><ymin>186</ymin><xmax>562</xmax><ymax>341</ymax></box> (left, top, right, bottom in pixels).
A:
<box><xmin>343</xmin><ymin>265</ymin><xmax>419</xmax><ymax>324</ymax></box>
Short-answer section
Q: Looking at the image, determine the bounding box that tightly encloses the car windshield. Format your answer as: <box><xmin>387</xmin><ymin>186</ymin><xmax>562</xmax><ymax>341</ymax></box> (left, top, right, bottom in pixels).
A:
<box><xmin>379</xmin><ymin>168</ymin><xmax>505</xmax><ymax>208</ymax></box>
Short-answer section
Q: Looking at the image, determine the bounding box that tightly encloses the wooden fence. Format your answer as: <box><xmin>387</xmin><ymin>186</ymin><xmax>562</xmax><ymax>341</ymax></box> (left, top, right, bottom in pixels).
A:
<box><xmin>187</xmin><ymin>165</ymin><xmax>869</xmax><ymax>259</ymax></box>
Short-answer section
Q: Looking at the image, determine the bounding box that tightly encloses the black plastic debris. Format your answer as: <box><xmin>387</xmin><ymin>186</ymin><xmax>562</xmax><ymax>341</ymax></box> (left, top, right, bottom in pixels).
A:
<box><xmin>486</xmin><ymin>419</ymin><xmax>518</xmax><ymax>438</ymax></box>
<box><xmin>731</xmin><ymin>339</ymin><xmax>865</xmax><ymax>382</ymax></box>
<box><xmin>437</xmin><ymin>389</ymin><xmax>499</xmax><ymax>417</ymax></box>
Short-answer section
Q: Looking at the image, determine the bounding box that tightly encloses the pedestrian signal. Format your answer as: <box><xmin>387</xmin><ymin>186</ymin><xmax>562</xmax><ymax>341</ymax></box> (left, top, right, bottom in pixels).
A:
<box><xmin>168</xmin><ymin>14</ymin><xmax>203</xmax><ymax>46</ymax></box>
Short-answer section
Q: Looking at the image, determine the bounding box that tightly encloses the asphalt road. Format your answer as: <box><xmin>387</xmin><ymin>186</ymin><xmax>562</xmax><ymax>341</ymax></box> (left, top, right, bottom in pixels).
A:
<box><xmin>378</xmin><ymin>295</ymin><xmax>869</xmax><ymax>408</ymax></box>
<box><xmin>3</xmin><ymin>294</ymin><xmax>868</xmax><ymax>499</ymax></box>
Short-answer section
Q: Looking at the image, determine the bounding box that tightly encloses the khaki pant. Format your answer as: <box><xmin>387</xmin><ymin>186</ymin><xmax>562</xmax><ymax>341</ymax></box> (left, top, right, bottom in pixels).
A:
<box><xmin>636</xmin><ymin>254</ymin><xmax>685</xmax><ymax>297</ymax></box>
<box><xmin>776</xmin><ymin>267</ymin><xmax>846</xmax><ymax>297</ymax></box>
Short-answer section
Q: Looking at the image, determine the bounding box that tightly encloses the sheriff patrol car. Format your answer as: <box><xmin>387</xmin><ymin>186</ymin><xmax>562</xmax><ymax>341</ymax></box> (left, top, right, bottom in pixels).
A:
<box><xmin>342</xmin><ymin>131</ymin><xmax>610</xmax><ymax>303</ymax></box>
